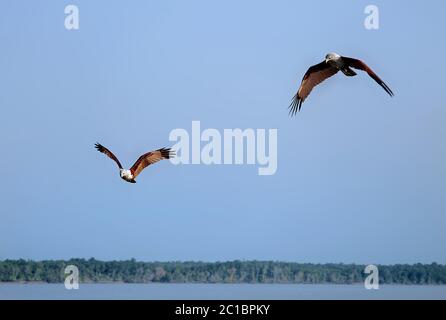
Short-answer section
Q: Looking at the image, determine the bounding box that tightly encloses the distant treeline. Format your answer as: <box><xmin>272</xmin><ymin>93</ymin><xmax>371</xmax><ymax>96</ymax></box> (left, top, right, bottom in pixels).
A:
<box><xmin>1</xmin><ymin>259</ymin><xmax>445</xmax><ymax>284</ymax></box>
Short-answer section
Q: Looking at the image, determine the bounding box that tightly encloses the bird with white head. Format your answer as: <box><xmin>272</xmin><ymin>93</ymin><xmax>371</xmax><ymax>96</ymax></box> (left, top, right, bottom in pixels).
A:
<box><xmin>289</xmin><ymin>52</ymin><xmax>394</xmax><ymax>115</ymax></box>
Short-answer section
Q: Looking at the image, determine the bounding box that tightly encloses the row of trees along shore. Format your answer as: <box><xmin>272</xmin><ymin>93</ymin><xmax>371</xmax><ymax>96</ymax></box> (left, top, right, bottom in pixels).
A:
<box><xmin>1</xmin><ymin>259</ymin><xmax>445</xmax><ymax>284</ymax></box>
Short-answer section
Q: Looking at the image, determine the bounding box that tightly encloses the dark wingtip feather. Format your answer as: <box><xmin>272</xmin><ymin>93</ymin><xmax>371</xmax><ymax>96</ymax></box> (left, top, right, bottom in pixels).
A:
<box><xmin>288</xmin><ymin>94</ymin><xmax>303</xmax><ymax>117</ymax></box>
<box><xmin>372</xmin><ymin>75</ymin><xmax>394</xmax><ymax>97</ymax></box>
<box><xmin>384</xmin><ymin>83</ymin><xmax>394</xmax><ymax>97</ymax></box>
<box><xmin>159</xmin><ymin>147</ymin><xmax>176</xmax><ymax>159</ymax></box>
<box><xmin>94</xmin><ymin>142</ymin><xmax>103</xmax><ymax>152</ymax></box>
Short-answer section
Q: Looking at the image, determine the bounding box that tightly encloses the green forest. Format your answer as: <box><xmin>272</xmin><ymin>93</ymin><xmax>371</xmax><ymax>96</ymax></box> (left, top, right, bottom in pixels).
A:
<box><xmin>1</xmin><ymin>259</ymin><xmax>445</xmax><ymax>284</ymax></box>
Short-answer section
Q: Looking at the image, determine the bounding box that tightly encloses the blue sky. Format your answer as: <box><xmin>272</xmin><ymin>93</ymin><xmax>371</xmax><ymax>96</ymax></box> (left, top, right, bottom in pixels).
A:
<box><xmin>0</xmin><ymin>0</ymin><xmax>445</xmax><ymax>264</ymax></box>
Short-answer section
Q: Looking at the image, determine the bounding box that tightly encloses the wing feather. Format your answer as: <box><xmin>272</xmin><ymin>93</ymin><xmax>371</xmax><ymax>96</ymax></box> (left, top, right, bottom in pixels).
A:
<box><xmin>289</xmin><ymin>62</ymin><xmax>338</xmax><ymax>116</ymax></box>
<box><xmin>343</xmin><ymin>57</ymin><xmax>394</xmax><ymax>97</ymax></box>
<box><xmin>95</xmin><ymin>143</ymin><xmax>123</xmax><ymax>169</ymax></box>
<box><xmin>130</xmin><ymin>148</ymin><xmax>175</xmax><ymax>179</ymax></box>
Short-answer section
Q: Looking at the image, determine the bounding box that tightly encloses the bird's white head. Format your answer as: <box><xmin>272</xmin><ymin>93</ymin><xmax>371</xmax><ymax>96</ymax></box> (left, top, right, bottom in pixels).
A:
<box><xmin>325</xmin><ymin>52</ymin><xmax>341</xmax><ymax>63</ymax></box>
<box><xmin>119</xmin><ymin>169</ymin><xmax>132</xmax><ymax>180</ymax></box>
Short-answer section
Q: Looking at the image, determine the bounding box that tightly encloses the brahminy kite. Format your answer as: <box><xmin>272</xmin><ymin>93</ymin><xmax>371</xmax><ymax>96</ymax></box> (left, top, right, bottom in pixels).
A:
<box><xmin>289</xmin><ymin>53</ymin><xmax>394</xmax><ymax>115</ymax></box>
<box><xmin>95</xmin><ymin>143</ymin><xmax>175</xmax><ymax>183</ymax></box>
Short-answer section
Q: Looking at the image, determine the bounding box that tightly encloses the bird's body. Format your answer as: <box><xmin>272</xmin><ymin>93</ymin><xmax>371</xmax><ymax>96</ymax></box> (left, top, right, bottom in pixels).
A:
<box><xmin>325</xmin><ymin>53</ymin><xmax>356</xmax><ymax>76</ymax></box>
<box><xmin>95</xmin><ymin>143</ymin><xmax>174</xmax><ymax>183</ymax></box>
<box><xmin>289</xmin><ymin>52</ymin><xmax>394</xmax><ymax>115</ymax></box>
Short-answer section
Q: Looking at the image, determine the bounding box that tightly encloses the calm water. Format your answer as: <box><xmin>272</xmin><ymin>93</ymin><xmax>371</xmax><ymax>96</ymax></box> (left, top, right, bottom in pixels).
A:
<box><xmin>1</xmin><ymin>284</ymin><xmax>445</xmax><ymax>300</ymax></box>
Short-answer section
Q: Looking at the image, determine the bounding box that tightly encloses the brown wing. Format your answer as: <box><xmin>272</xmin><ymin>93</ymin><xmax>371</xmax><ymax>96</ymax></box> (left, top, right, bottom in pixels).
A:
<box><xmin>290</xmin><ymin>61</ymin><xmax>338</xmax><ymax>116</ymax></box>
<box><xmin>95</xmin><ymin>143</ymin><xmax>123</xmax><ymax>169</ymax></box>
<box><xmin>343</xmin><ymin>57</ymin><xmax>394</xmax><ymax>97</ymax></box>
<box><xmin>130</xmin><ymin>148</ymin><xmax>175</xmax><ymax>179</ymax></box>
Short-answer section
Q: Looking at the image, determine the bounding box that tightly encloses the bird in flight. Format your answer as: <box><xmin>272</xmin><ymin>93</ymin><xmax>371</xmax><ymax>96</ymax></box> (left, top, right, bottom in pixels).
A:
<box><xmin>94</xmin><ymin>143</ymin><xmax>175</xmax><ymax>183</ymax></box>
<box><xmin>289</xmin><ymin>53</ymin><xmax>394</xmax><ymax>115</ymax></box>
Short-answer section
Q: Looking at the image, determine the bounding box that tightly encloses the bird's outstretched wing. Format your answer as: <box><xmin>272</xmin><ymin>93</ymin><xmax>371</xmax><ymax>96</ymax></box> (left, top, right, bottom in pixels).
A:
<box><xmin>342</xmin><ymin>57</ymin><xmax>394</xmax><ymax>97</ymax></box>
<box><xmin>290</xmin><ymin>62</ymin><xmax>338</xmax><ymax>116</ymax></box>
<box><xmin>95</xmin><ymin>143</ymin><xmax>123</xmax><ymax>169</ymax></box>
<box><xmin>130</xmin><ymin>148</ymin><xmax>175</xmax><ymax>179</ymax></box>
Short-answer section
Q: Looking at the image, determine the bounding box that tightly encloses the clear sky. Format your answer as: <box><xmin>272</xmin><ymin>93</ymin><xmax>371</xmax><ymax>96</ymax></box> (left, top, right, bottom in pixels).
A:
<box><xmin>0</xmin><ymin>0</ymin><xmax>445</xmax><ymax>264</ymax></box>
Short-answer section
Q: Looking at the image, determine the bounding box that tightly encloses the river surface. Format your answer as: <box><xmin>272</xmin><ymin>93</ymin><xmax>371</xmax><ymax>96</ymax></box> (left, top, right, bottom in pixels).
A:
<box><xmin>1</xmin><ymin>283</ymin><xmax>445</xmax><ymax>300</ymax></box>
